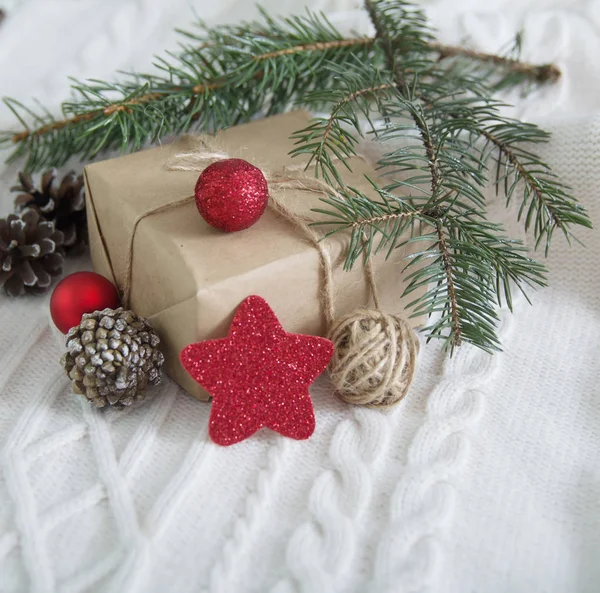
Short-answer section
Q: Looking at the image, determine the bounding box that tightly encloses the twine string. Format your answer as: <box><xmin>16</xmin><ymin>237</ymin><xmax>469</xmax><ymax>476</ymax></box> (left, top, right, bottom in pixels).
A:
<box><xmin>265</xmin><ymin>189</ymin><xmax>336</xmax><ymax>327</ymax></box>
<box><xmin>118</xmin><ymin>136</ymin><xmax>381</xmax><ymax>330</ymax></box>
<box><xmin>122</xmin><ymin>195</ymin><xmax>195</xmax><ymax>308</ymax></box>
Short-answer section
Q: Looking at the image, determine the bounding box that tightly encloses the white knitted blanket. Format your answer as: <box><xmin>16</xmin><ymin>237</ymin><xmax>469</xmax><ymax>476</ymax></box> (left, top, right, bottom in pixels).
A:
<box><xmin>1</xmin><ymin>1</ymin><xmax>599</xmax><ymax>592</ymax></box>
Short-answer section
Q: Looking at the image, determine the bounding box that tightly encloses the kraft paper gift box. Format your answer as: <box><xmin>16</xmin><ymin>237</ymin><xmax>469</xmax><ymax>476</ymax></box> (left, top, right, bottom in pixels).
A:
<box><xmin>84</xmin><ymin>111</ymin><xmax>423</xmax><ymax>401</ymax></box>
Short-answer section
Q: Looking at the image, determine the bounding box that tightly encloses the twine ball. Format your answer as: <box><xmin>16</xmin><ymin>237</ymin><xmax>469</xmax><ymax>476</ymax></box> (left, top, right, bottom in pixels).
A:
<box><xmin>328</xmin><ymin>308</ymin><xmax>420</xmax><ymax>407</ymax></box>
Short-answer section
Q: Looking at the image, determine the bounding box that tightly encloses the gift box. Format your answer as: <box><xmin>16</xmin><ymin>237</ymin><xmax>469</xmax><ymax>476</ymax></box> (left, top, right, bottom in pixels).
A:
<box><xmin>84</xmin><ymin>111</ymin><xmax>424</xmax><ymax>401</ymax></box>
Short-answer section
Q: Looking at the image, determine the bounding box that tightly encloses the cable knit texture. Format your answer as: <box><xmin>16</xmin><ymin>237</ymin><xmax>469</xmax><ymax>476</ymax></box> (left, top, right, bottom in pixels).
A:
<box><xmin>1</xmin><ymin>1</ymin><xmax>600</xmax><ymax>592</ymax></box>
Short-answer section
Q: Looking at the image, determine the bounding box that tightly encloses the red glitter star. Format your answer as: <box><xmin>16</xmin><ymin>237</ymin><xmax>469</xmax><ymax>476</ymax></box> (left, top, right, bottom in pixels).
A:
<box><xmin>180</xmin><ymin>295</ymin><xmax>334</xmax><ymax>446</ymax></box>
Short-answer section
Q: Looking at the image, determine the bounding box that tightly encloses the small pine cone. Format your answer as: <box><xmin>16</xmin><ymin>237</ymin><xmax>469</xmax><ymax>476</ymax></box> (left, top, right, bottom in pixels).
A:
<box><xmin>0</xmin><ymin>209</ymin><xmax>65</xmax><ymax>297</ymax></box>
<box><xmin>60</xmin><ymin>308</ymin><xmax>165</xmax><ymax>409</ymax></box>
<box><xmin>13</xmin><ymin>169</ymin><xmax>87</xmax><ymax>256</ymax></box>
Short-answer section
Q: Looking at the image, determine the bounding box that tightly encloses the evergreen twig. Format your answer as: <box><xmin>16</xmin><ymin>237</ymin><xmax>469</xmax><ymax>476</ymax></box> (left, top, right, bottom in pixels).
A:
<box><xmin>294</xmin><ymin>0</ymin><xmax>589</xmax><ymax>351</ymax></box>
<box><xmin>3</xmin><ymin>10</ymin><xmax>559</xmax><ymax>169</ymax></box>
<box><xmin>429</xmin><ymin>41</ymin><xmax>561</xmax><ymax>83</ymax></box>
<box><xmin>0</xmin><ymin>1</ymin><xmax>590</xmax><ymax>354</ymax></box>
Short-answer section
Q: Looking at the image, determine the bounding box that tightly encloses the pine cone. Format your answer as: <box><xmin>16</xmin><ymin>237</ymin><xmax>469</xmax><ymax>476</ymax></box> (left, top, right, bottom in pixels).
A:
<box><xmin>0</xmin><ymin>209</ymin><xmax>65</xmax><ymax>297</ymax></box>
<box><xmin>13</xmin><ymin>168</ymin><xmax>87</xmax><ymax>256</ymax></box>
<box><xmin>60</xmin><ymin>308</ymin><xmax>165</xmax><ymax>409</ymax></box>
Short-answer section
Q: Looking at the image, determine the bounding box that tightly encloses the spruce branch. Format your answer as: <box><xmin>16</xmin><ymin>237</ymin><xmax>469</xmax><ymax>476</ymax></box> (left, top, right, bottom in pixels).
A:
<box><xmin>364</xmin><ymin>0</ymin><xmax>553</xmax><ymax>350</ymax></box>
<box><xmin>9</xmin><ymin>92</ymin><xmax>166</xmax><ymax>144</ymax></box>
<box><xmin>350</xmin><ymin>210</ymin><xmax>415</xmax><ymax>230</ymax></box>
<box><xmin>429</xmin><ymin>41</ymin><xmax>561</xmax><ymax>84</ymax></box>
<box><xmin>365</xmin><ymin>0</ymin><xmax>444</xmax><ymax>202</ymax></box>
<box><xmin>2</xmin><ymin>13</ymin><xmax>377</xmax><ymax>170</ymax></box>
<box><xmin>290</xmin><ymin>62</ymin><xmax>399</xmax><ymax>184</ymax></box>
<box><xmin>292</xmin><ymin>0</ymin><xmax>575</xmax><ymax>352</ymax></box>
<box><xmin>2</xmin><ymin>6</ymin><xmax>560</xmax><ymax>170</ymax></box>
<box><xmin>478</xmin><ymin>125</ymin><xmax>591</xmax><ymax>252</ymax></box>
<box><xmin>410</xmin><ymin>102</ymin><xmax>442</xmax><ymax>197</ymax></box>
<box><xmin>433</xmin><ymin>219</ymin><xmax>462</xmax><ymax>348</ymax></box>
<box><xmin>254</xmin><ymin>37</ymin><xmax>373</xmax><ymax>60</ymax></box>
<box><xmin>184</xmin><ymin>13</ymin><xmax>557</xmax><ymax>82</ymax></box>
<box><xmin>0</xmin><ymin>1</ymin><xmax>588</xmax><ymax>354</ymax></box>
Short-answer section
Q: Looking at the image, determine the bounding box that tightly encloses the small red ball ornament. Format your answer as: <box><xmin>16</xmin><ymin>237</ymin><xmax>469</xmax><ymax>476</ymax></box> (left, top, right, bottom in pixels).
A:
<box><xmin>194</xmin><ymin>158</ymin><xmax>269</xmax><ymax>232</ymax></box>
<box><xmin>50</xmin><ymin>271</ymin><xmax>121</xmax><ymax>333</ymax></box>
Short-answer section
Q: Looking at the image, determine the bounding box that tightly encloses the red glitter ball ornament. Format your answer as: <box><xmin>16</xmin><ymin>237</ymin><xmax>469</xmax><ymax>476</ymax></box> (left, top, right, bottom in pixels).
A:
<box><xmin>180</xmin><ymin>295</ymin><xmax>334</xmax><ymax>446</ymax></box>
<box><xmin>194</xmin><ymin>158</ymin><xmax>269</xmax><ymax>232</ymax></box>
<box><xmin>50</xmin><ymin>271</ymin><xmax>121</xmax><ymax>333</ymax></box>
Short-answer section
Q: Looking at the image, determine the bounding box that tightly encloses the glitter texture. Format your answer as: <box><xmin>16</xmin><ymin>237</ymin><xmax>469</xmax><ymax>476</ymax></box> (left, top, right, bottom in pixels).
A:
<box><xmin>194</xmin><ymin>158</ymin><xmax>269</xmax><ymax>232</ymax></box>
<box><xmin>180</xmin><ymin>295</ymin><xmax>334</xmax><ymax>446</ymax></box>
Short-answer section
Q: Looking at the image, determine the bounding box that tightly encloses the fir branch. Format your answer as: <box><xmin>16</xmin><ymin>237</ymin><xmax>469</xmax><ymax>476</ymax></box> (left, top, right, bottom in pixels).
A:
<box><xmin>312</xmin><ymin>0</ymin><xmax>555</xmax><ymax>351</ymax></box>
<box><xmin>365</xmin><ymin>0</ymin><xmax>448</xmax><ymax>208</ymax></box>
<box><xmin>9</xmin><ymin>75</ymin><xmax>238</xmax><ymax>145</ymax></box>
<box><xmin>290</xmin><ymin>62</ymin><xmax>398</xmax><ymax>184</ymax></box>
<box><xmin>316</xmin><ymin>177</ymin><xmax>548</xmax><ymax>352</ymax></box>
<box><xmin>413</xmin><ymin>84</ymin><xmax>592</xmax><ymax>246</ymax></box>
<box><xmin>2</xmin><ymin>13</ymin><xmax>376</xmax><ymax>170</ymax></box>
<box><xmin>322</xmin><ymin>82</ymin><xmax>395</xmax><ymax>146</ymax></box>
<box><xmin>311</xmin><ymin>182</ymin><xmax>421</xmax><ymax>268</ymax></box>
<box><xmin>2</xmin><ymin>7</ymin><xmax>562</xmax><ymax>170</ymax></box>
<box><xmin>183</xmin><ymin>10</ymin><xmax>557</xmax><ymax>81</ymax></box>
<box><xmin>0</xmin><ymin>0</ymin><xmax>586</xmax><ymax>355</ymax></box>
<box><xmin>479</xmin><ymin>125</ymin><xmax>592</xmax><ymax>252</ymax></box>
<box><xmin>10</xmin><ymin>92</ymin><xmax>165</xmax><ymax>143</ymax></box>
<box><xmin>409</xmin><ymin>102</ymin><xmax>442</xmax><ymax>198</ymax></box>
<box><xmin>365</xmin><ymin>0</ymin><xmax>444</xmax><ymax>201</ymax></box>
<box><xmin>254</xmin><ymin>37</ymin><xmax>373</xmax><ymax>60</ymax></box>
<box><xmin>3</xmin><ymin>53</ymin><xmax>285</xmax><ymax>145</ymax></box>
<box><xmin>483</xmin><ymin>127</ymin><xmax>563</xmax><ymax>223</ymax></box>
<box><xmin>429</xmin><ymin>41</ymin><xmax>561</xmax><ymax>84</ymax></box>
<box><xmin>402</xmin><ymin>214</ymin><xmax>547</xmax><ymax>352</ymax></box>
<box><xmin>350</xmin><ymin>210</ymin><xmax>415</xmax><ymax>230</ymax></box>
<box><xmin>434</xmin><ymin>218</ymin><xmax>461</xmax><ymax>348</ymax></box>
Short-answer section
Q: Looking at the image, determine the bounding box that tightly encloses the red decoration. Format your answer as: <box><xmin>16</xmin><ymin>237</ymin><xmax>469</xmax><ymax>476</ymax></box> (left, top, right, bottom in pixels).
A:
<box><xmin>50</xmin><ymin>271</ymin><xmax>120</xmax><ymax>333</ymax></box>
<box><xmin>180</xmin><ymin>295</ymin><xmax>334</xmax><ymax>446</ymax></box>
<box><xmin>194</xmin><ymin>158</ymin><xmax>269</xmax><ymax>232</ymax></box>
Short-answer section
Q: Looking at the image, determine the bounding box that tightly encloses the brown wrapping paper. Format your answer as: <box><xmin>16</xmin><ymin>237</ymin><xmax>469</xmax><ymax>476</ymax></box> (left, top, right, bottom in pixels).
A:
<box><xmin>84</xmin><ymin>111</ymin><xmax>424</xmax><ymax>401</ymax></box>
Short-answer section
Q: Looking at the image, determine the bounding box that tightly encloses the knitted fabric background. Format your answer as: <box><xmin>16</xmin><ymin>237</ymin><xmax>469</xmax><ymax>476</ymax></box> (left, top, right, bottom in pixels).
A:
<box><xmin>1</xmin><ymin>1</ymin><xmax>599</xmax><ymax>592</ymax></box>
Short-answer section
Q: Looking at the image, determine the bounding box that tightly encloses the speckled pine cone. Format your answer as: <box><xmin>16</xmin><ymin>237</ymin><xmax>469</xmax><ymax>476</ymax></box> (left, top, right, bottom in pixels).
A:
<box><xmin>0</xmin><ymin>208</ymin><xmax>65</xmax><ymax>297</ymax></box>
<box><xmin>13</xmin><ymin>169</ymin><xmax>88</xmax><ymax>256</ymax></box>
<box><xmin>60</xmin><ymin>308</ymin><xmax>165</xmax><ymax>408</ymax></box>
